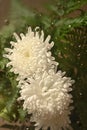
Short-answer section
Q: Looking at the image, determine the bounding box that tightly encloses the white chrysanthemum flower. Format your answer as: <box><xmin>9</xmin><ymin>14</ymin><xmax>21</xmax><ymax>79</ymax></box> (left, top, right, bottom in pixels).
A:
<box><xmin>4</xmin><ymin>27</ymin><xmax>58</xmax><ymax>79</ymax></box>
<box><xmin>19</xmin><ymin>70</ymin><xmax>74</xmax><ymax>130</ymax></box>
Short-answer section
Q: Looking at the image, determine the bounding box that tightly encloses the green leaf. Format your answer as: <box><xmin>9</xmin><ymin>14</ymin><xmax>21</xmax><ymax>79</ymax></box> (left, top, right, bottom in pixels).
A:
<box><xmin>18</xmin><ymin>108</ymin><xmax>26</xmax><ymax>121</ymax></box>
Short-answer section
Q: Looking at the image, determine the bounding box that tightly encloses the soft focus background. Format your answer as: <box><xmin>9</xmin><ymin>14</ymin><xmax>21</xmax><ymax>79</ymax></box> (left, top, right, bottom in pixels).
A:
<box><xmin>0</xmin><ymin>0</ymin><xmax>87</xmax><ymax>130</ymax></box>
<box><xmin>0</xmin><ymin>0</ymin><xmax>50</xmax><ymax>28</ymax></box>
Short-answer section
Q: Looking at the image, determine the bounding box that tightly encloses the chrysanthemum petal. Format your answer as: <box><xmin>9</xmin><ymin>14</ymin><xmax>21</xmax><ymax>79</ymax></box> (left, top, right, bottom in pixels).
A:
<box><xmin>4</xmin><ymin>27</ymin><xmax>57</xmax><ymax>79</ymax></box>
<box><xmin>19</xmin><ymin>70</ymin><xmax>74</xmax><ymax>130</ymax></box>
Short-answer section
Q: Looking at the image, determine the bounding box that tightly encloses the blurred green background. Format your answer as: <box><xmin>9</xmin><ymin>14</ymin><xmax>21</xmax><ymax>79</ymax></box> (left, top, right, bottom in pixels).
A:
<box><xmin>0</xmin><ymin>0</ymin><xmax>87</xmax><ymax>130</ymax></box>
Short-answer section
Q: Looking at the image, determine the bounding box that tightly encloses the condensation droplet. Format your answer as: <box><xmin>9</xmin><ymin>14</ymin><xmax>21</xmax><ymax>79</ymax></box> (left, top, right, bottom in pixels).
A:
<box><xmin>79</xmin><ymin>93</ymin><xmax>82</xmax><ymax>96</ymax></box>
<box><xmin>26</xmin><ymin>128</ymin><xmax>29</xmax><ymax>130</ymax></box>
<box><xmin>78</xmin><ymin>1</ymin><xmax>80</xmax><ymax>3</ymax></box>
<box><xmin>58</xmin><ymin>52</ymin><xmax>63</xmax><ymax>58</ymax></box>
<box><xmin>78</xmin><ymin>45</ymin><xmax>81</xmax><ymax>48</ymax></box>
<box><xmin>77</xmin><ymin>120</ymin><xmax>80</xmax><ymax>124</ymax></box>
<box><xmin>69</xmin><ymin>25</ymin><xmax>71</xmax><ymax>28</ymax></box>
<box><xmin>81</xmin><ymin>63</ymin><xmax>83</xmax><ymax>66</ymax></box>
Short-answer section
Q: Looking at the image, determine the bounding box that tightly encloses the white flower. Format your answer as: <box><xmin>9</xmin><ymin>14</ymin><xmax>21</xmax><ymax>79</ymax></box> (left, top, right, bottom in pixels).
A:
<box><xmin>4</xmin><ymin>26</ymin><xmax>74</xmax><ymax>130</ymax></box>
<box><xmin>19</xmin><ymin>69</ymin><xmax>74</xmax><ymax>130</ymax></box>
<box><xmin>4</xmin><ymin>27</ymin><xmax>58</xmax><ymax>79</ymax></box>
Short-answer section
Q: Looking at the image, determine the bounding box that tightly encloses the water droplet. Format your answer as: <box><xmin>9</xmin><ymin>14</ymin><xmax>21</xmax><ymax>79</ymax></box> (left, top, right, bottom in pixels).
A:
<box><xmin>69</xmin><ymin>25</ymin><xmax>71</xmax><ymax>28</ymax></box>
<box><xmin>79</xmin><ymin>93</ymin><xmax>82</xmax><ymax>96</ymax></box>
<box><xmin>78</xmin><ymin>1</ymin><xmax>80</xmax><ymax>3</ymax></box>
<box><xmin>77</xmin><ymin>120</ymin><xmax>80</xmax><ymax>124</ymax></box>
<box><xmin>78</xmin><ymin>45</ymin><xmax>81</xmax><ymax>48</ymax></box>
<box><xmin>4</xmin><ymin>19</ymin><xmax>9</xmax><ymax>25</ymax></box>
<box><xmin>58</xmin><ymin>52</ymin><xmax>63</xmax><ymax>58</ymax></box>
<box><xmin>51</xmin><ymin>22</ymin><xmax>54</xmax><ymax>25</ymax></box>
<box><xmin>81</xmin><ymin>63</ymin><xmax>83</xmax><ymax>66</ymax></box>
<box><xmin>26</xmin><ymin>128</ymin><xmax>29</xmax><ymax>130</ymax></box>
<box><xmin>64</xmin><ymin>47</ymin><xmax>67</xmax><ymax>50</ymax></box>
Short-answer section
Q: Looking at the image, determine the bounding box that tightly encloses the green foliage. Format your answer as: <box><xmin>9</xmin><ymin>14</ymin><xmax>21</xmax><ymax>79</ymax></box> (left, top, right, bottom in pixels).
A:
<box><xmin>0</xmin><ymin>0</ymin><xmax>87</xmax><ymax>130</ymax></box>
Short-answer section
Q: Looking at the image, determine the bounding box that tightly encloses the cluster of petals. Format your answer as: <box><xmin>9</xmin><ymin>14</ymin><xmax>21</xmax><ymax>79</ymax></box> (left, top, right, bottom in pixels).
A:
<box><xmin>4</xmin><ymin>27</ymin><xmax>74</xmax><ymax>130</ymax></box>
<box><xmin>4</xmin><ymin>27</ymin><xmax>58</xmax><ymax>80</ymax></box>
<box><xmin>19</xmin><ymin>70</ymin><xmax>74</xmax><ymax>130</ymax></box>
